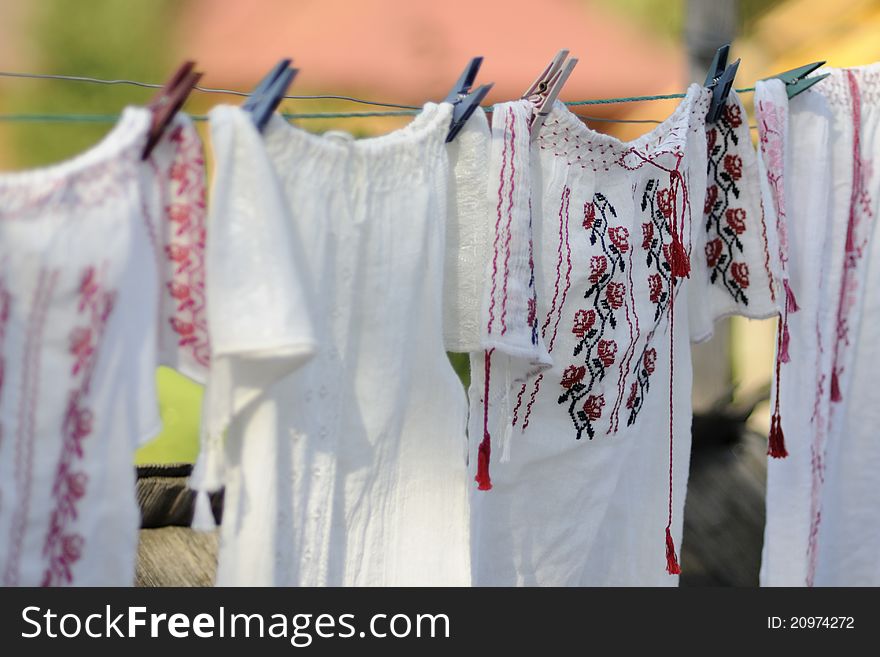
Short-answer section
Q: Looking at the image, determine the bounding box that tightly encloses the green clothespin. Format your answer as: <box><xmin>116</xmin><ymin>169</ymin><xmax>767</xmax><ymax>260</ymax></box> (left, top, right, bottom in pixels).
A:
<box><xmin>762</xmin><ymin>62</ymin><xmax>830</xmax><ymax>99</ymax></box>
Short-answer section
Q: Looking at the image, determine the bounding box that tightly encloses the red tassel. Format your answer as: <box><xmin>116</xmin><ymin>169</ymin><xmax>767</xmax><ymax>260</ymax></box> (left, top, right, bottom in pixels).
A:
<box><xmin>768</xmin><ymin>413</ymin><xmax>788</xmax><ymax>458</ymax></box>
<box><xmin>783</xmin><ymin>278</ymin><xmax>800</xmax><ymax>313</ymax></box>
<box><xmin>669</xmin><ymin>234</ymin><xmax>690</xmax><ymax>278</ymax></box>
<box><xmin>475</xmin><ymin>433</ymin><xmax>493</xmax><ymax>491</ymax></box>
<box><xmin>830</xmin><ymin>370</ymin><xmax>842</xmax><ymax>402</ymax></box>
<box><xmin>665</xmin><ymin>527</ymin><xmax>681</xmax><ymax>575</ymax></box>
<box><xmin>779</xmin><ymin>320</ymin><xmax>791</xmax><ymax>364</ymax></box>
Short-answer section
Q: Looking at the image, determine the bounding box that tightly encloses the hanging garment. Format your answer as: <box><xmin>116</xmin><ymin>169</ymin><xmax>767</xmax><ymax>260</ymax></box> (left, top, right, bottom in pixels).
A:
<box><xmin>199</xmin><ymin>103</ymin><xmax>488</xmax><ymax>586</ymax></box>
<box><xmin>0</xmin><ymin>108</ymin><xmax>209</xmax><ymax>585</ymax></box>
<box><xmin>465</xmin><ymin>89</ymin><xmax>780</xmax><ymax>586</ymax></box>
<box><xmin>759</xmin><ymin>65</ymin><xmax>880</xmax><ymax>587</ymax></box>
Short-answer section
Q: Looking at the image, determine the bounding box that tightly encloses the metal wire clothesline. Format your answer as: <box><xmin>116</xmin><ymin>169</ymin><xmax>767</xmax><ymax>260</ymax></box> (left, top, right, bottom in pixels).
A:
<box><xmin>0</xmin><ymin>70</ymin><xmax>759</xmax><ymax>127</ymax></box>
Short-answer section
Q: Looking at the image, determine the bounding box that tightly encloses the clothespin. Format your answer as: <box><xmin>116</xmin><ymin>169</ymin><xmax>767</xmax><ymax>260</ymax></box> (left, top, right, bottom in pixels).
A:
<box><xmin>244</xmin><ymin>58</ymin><xmax>299</xmax><ymax>132</ymax></box>
<box><xmin>444</xmin><ymin>57</ymin><xmax>494</xmax><ymax>143</ymax></box>
<box><xmin>522</xmin><ymin>49</ymin><xmax>578</xmax><ymax>139</ymax></box>
<box><xmin>762</xmin><ymin>61</ymin><xmax>829</xmax><ymax>99</ymax></box>
<box><xmin>705</xmin><ymin>45</ymin><xmax>740</xmax><ymax>123</ymax></box>
<box><xmin>142</xmin><ymin>61</ymin><xmax>202</xmax><ymax>160</ymax></box>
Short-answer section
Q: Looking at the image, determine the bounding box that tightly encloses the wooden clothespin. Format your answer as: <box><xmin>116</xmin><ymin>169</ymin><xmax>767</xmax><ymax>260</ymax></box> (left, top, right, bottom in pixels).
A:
<box><xmin>705</xmin><ymin>45</ymin><xmax>740</xmax><ymax>123</ymax></box>
<box><xmin>522</xmin><ymin>49</ymin><xmax>578</xmax><ymax>139</ymax></box>
<box><xmin>762</xmin><ymin>61</ymin><xmax>829</xmax><ymax>99</ymax></box>
<box><xmin>142</xmin><ymin>61</ymin><xmax>202</xmax><ymax>160</ymax></box>
<box><xmin>244</xmin><ymin>58</ymin><xmax>299</xmax><ymax>132</ymax></box>
<box><xmin>444</xmin><ymin>57</ymin><xmax>494</xmax><ymax>143</ymax></box>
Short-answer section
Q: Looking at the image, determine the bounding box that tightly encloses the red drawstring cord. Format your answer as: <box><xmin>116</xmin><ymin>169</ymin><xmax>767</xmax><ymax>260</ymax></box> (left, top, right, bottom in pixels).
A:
<box><xmin>475</xmin><ymin>348</ymin><xmax>494</xmax><ymax>490</ymax></box>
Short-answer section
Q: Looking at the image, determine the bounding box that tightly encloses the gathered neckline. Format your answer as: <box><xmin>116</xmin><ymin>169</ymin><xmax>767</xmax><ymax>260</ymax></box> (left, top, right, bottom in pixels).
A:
<box><xmin>0</xmin><ymin>107</ymin><xmax>149</xmax><ymax>189</ymax></box>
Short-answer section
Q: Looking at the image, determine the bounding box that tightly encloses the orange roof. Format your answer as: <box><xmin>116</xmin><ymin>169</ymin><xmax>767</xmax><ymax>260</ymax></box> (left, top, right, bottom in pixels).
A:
<box><xmin>180</xmin><ymin>0</ymin><xmax>685</xmax><ymax>106</ymax></box>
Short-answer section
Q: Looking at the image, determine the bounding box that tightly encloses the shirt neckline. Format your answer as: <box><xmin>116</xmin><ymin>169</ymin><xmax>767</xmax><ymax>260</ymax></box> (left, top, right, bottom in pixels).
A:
<box><xmin>0</xmin><ymin>107</ymin><xmax>150</xmax><ymax>190</ymax></box>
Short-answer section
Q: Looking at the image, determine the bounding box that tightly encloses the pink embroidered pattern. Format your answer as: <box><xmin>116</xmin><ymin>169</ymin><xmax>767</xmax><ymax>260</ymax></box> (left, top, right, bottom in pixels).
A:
<box><xmin>157</xmin><ymin>124</ymin><xmax>210</xmax><ymax>369</ymax></box>
<box><xmin>805</xmin><ymin>69</ymin><xmax>876</xmax><ymax>586</ymax></box>
<box><xmin>829</xmin><ymin>71</ymin><xmax>874</xmax><ymax>405</ymax></box>
<box><xmin>42</xmin><ymin>266</ymin><xmax>116</xmax><ymax>587</ymax></box>
<box><xmin>4</xmin><ymin>269</ymin><xmax>58</xmax><ymax>586</ymax></box>
<box><xmin>705</xmin><ymin>100</ymin><xmax>752</xmax><ymax>305</ymax></box>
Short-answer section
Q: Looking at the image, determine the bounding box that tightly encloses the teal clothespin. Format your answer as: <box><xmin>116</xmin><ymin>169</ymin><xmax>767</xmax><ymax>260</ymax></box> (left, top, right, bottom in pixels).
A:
<box><xmin>762</xmin><ymin>62</ymin><xmax>830</xmax><ymax>99</ymax></box>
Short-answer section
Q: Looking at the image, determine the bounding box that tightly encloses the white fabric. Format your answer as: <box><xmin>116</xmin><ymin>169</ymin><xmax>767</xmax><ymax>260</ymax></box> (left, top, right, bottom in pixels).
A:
<box><xmin>208</xmin><ymin>103</ymin><xmax>480</xmax><ymax>586</ymax></box>
<box><xmin>467</xmin><ymin>88</ymin><xmax>779</xmax><ymax>586</ymax></box>
<box><xmin>760</xmin><ymin>65</ymin><xmax>880</xmax><ymax>586</ymax></box>
<box><xmin>0</xmin><ymin>108</ymin><xmax>210</xmax><ymax>585</ymax></box>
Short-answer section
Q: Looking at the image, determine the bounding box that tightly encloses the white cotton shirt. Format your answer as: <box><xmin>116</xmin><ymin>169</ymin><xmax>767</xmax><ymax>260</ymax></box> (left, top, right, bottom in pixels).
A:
<box><xmin>760</xmin><ymin>65</ymin><xmax>880</xmax><ymax>586</ymax></box>
<box><xmin>465</xmin><ymin>89</ymin><xmax>779</xmax><ymax>586</ymax></box>
<box><xmin>0</xmin><ymin>108</ymin><xmax>210</xmax><ymax>586</ymax></box>
<box><xmin>204</xmin><ymin>103</ymin><xmax>480</xmax><ymax>586</ymax></box>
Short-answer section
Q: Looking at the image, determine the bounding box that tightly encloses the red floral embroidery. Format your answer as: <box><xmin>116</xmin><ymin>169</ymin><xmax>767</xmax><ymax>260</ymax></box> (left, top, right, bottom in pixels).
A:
<box><xmin>527</xmin><ymin>296</ymin><xmax>537</xmax><ymax>327</ymax></box>
<box><xmin>704</xmin><ymin>98</ymin><xmax>752</xmax><ymax>305</ymax></box>
<box><xmin>597</xmin><ymin>339</ymin><xmax>617</xmax><ymax>367</ymax></box>
<box><xmin>572</xmin><ymin>309</ymin><xmax>596</xmax><ymax>338</ymax></box>
<box><xmin>605</xmin><ymin>282</ymin><xmax>625</xmax><ymax>309</ymax></box>
<box><xmin>589</xmin><ymin>255</ymin><xmax>608</xmax><ymax>285</ymax></box>
<box><xmin>158</xmin><ymin>123</ymin><xmax>210</xmax><ymax>370</ymax></box>
<box><xmin>707</xmin><ymin>128</ymin><xmax>717</xmax><ymax>153</ymax></box>
<box><xmin>625</xmin><ymin>382</ymin><xmax>638</xmax><ymax>409</ymax></box>
<box><xmin>657</xmin><ymin>188</ymin><xmax>674</xmax><ymax>218</ymax></box>
<box><xmin>559</xmin><ymin>193</ymin><xmax>630</xmax><ymax>440</ymax></box>
<box><xmin>608</xmin><ymin>226</ymin><xmax>630</xmax><ymax>253</ymax></box>
<box><xmin>725</xmin><ymin>207</ymin><xmax>746</xmax><ymax>235</ymax></box>
<box><xmin>705</xmin><ymin>238</ymin><xmax>723</xmax><ymax>268</ymax></box>
<box><xmin>561</xmin><ymin>365</ymin><xmax>586</xmax><ymax>388</ymax></box>
<box><xmin>722</xmin><ymin>103</ymin><xmax>743</xmax><ymax>128</ymax></box>
<box><xmin>641</xmin><ymin>222</ymin><xmax>654</xmax><ymax>250</ymax></box>
<box><xmin>643</xmin><ymin>348</ymin><xmax>657</xmax><ymax>375</ymax></box>
<box><xmin>723</xmin><ymin>154</ymin><xmax>742</xmax><ymax>180</ymax></box>
<box><xmin>42</xmin><ymin>266</ymin><xmax>116</xmax><ymax>586</ymax></box>
<box><xmin>648</xmin><ymin>273</ymin><xmax>663</xmax><ymax>304</ymax></box>
<box><xmin>731</xmin><ymin>262</ymin><xmax>750</xmax><ymax>289</ymax></box>
<box><xmin>583</xmin><ymin>394</ymin><xmax>605</xmax><ymax>421</ymax></box>
<box><xmin>583</xmin><ymin>202</ymin><xmax>595</xmax><ymax>229</ymax></box>
<box><xmin>704</xmin><ymin>185</ymin><xmax>718</xmax><ymax>215</ymax></box>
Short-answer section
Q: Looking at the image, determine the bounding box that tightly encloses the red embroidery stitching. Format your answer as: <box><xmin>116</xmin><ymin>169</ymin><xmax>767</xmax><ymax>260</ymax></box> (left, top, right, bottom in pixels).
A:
<box><xmin>160</xmin><ymin>124</ymin><xmax>210</xmax><ymax>369</ymax></box>
<box><xmin>517</xmin><ymin>186</ymin><xmax>572</xmax><ymax>431</ymax></box>
<box><xmin>556</xmin><ymin>192</ymin><xmax>630</xmax><ymax>439</ymax></box>
<box><xmin>4</xmin><ymin>269</ymin><xmax>58</xmax><ymax>586</ymax></box>
<box><xmin>487</xmin><ymin>108</ymin><xmax>511</xmax><ymax>335</ymax></box>
<box><xmin>705</xmin><ymin>101</ymin><xmax>751</xmax><ymax>305</ymax></box>
<box><xmin>42</xmin><ymin>266</ymin><xmax>116</xmax><ymax>587</ymax></box>
<box><xmin>829</xmin><ymin>71</ymin><xmax>874</xmax><ymax>406</ymax></box>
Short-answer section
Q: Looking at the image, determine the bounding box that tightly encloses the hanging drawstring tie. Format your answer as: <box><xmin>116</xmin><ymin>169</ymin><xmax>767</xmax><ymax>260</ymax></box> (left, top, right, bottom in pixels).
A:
<box><xmin>475</xmin><ymin>348</ymin><xmax>495</xmax><ymax>490</ymax></box>
<box><xmin>768</xmin><ymin>279</ymin><xmax>798</xmax><ymax>459</ymax></box>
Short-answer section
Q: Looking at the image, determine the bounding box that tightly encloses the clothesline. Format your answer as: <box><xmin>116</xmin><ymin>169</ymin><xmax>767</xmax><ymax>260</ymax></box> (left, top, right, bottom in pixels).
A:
<box><xmin>0</xmin><ymin>69</ymin><xmax>758</xmax><ymax>126</ymax></box>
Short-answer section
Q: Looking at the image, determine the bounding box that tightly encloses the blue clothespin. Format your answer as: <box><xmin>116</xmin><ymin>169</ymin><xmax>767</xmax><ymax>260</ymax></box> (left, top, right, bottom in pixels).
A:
<box><xmin>762</xmin><ymin>61</ymin><xmax>829</xmax><ymax>99</ymax></box>
<box><xmin>244</xmin><ymin>59</ymin><xmax>299</xmax><ymax>133</ymax></box>
<box><xmin>445</xmin><ymin>57</ymin><xmax>494</xmax><ymax>143</ymax></box>
<box><xmin>705</xmin><ymin>44</ymin><xmax>740</xmax><ymax>123</ymax></box>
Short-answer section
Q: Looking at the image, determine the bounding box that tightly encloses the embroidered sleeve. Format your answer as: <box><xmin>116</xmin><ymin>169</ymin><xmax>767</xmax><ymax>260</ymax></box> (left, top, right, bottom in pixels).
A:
<box><xmin>691</xmin><ymin>91</ymin><xmax>781</xmax><ymax>341</ymax></box>
<box><xmin>148</xmin><ymin>116</ymin><xmax>211</xmax><ymax>381</ymax></box>
<box><xmin>472</xmin><ymin>101</ymin><xmax>551</xmax><ymax>490</ymax></box>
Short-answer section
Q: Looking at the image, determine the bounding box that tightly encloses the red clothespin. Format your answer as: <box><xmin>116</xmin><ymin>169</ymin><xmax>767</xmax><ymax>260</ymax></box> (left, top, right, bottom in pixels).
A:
<box><xmin>141</xmin><ymin>61</ymin><xmax>202</xmax><ymax>160</ymax></box>
<box><xmin>522</xmin><ymin>49</ymin><xmax>578</xmax><ymax>139</ymax></box>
